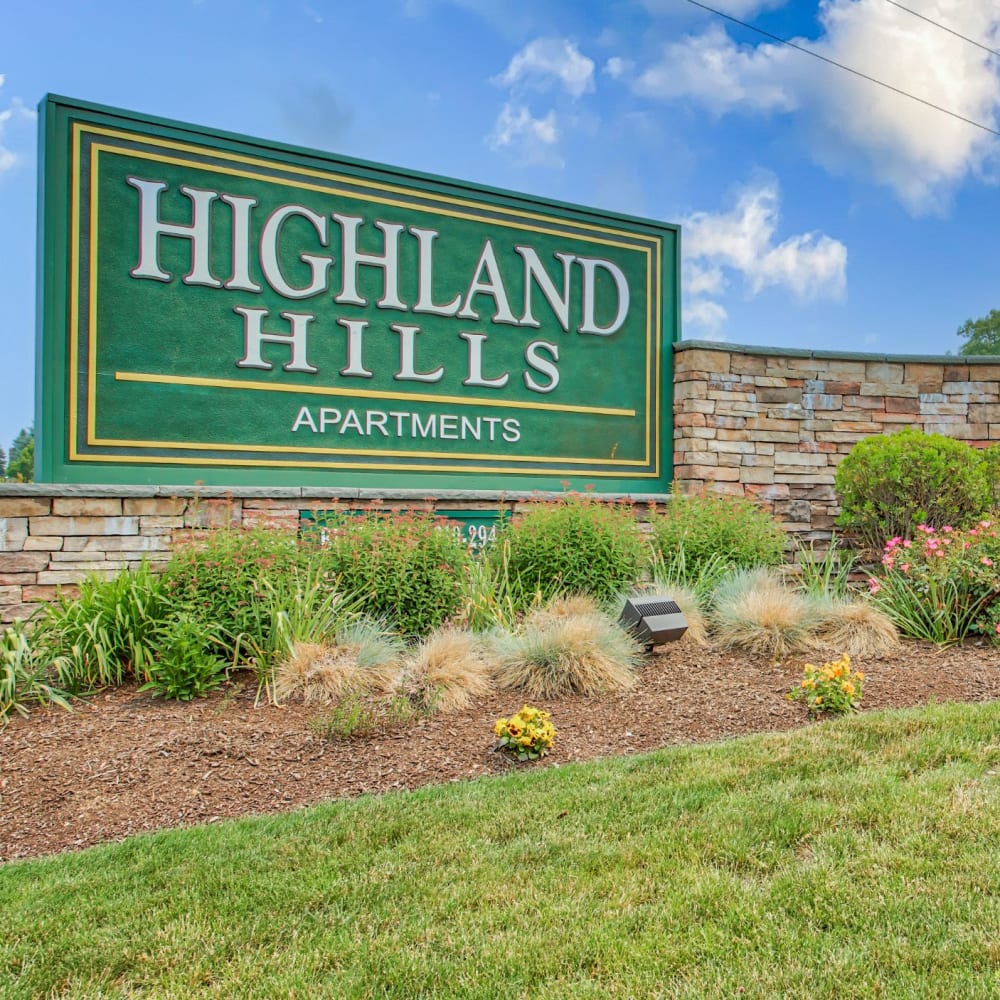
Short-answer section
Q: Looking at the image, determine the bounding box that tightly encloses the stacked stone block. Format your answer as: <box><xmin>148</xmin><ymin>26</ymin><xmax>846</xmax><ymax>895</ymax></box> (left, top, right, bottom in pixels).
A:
<box><xmin>673</xmin><ymin>342</ymin><xmax>1000</xmax><ymax>544</ymax></box>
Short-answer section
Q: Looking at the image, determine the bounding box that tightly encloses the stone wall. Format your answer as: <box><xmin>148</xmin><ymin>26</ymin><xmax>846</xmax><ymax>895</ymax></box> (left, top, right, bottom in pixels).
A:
<box><xmin>673</xmin><ymin>341</ymin><xmax>1000</xmax><ymax>544</ymax></box>
<box><xmin>0</xmin><ymin>487</ymin><xmax>665</xmax><ymax>623</ymax></box>
<box><xmin>5</xmin><ymin>341</ymin><xmax>998</xmax><ymax>622</ymax></box>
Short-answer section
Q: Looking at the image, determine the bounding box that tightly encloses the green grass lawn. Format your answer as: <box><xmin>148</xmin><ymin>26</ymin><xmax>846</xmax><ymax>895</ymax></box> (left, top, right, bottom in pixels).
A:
<box><xmin>4</xmin><ymin>701</ymin><xmax>1000</xmax><ymax>998</ymax></box>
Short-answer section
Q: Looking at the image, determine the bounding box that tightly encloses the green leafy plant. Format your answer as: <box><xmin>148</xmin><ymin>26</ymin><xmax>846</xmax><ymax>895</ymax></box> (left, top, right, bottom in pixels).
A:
<box><xmin>494</xmin><ymin>492</ymin><xmax>645</xmax><ymax>608</ymax></box>
<box><xmin>1</xmin><ymin>622</ymin><xmax>71</xmax><ymax>723</ymax></box>
<box><xmin>161</xmin><ymin>528</ymin><xmax>306</xmax><ymax>662</ymax></box>
<box><xmin>794</xmin><ymin>536</ymin><xmax>858</xmax><ymax>599</ymax></box>
<box><xmin>493</xmin><ymin>704</ymin><xmax>556</xmax><ymax>761</ymax></box>
<box><xmin>647</xmin><ymin>489</ymin><xmax>786</xmax><ymax>578</ymax></box>
<box><xmin>458</xmin><ymin>537</ymin><xmax>538</xmax><ymax>633</ymax></box>
<box><xmin>835</xmin><ymin>428</ymin><xmax>991</xmax><ymax>552</ymax></box>
<box><xmin>647</xmin><ymin>543</ymin><xmax>732</xmax><ymax>606</ymax></box>
<box><xmin>36</xmin><ymin>562</ymin><xmax>171</xmax><ymax>691</ymax></box>
<box><xmin>309</xmin><ymin>692</ymin><xmax>421</xmax><ymax>739</ymax></box>
<box><xmin>868</xmin><ymin>523</ymin><xmax>1000</xmax><ymax>644</ymax></box>
<box><xmin>788</xmin><ymin>653</ymin><xmax>864</xmax><ymax>717</ymax></box>
<box><xmin>140</xmin><ymin>614</ymin><xmax>227</xmax><ymax>701</ymax></box>
<box><xmin>317</xmin><ymin>509</ymin><xmax>472</xmax><ymax>636</ymax></box>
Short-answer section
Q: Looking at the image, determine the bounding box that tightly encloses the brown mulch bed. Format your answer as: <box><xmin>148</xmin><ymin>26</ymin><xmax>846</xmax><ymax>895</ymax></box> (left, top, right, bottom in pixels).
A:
<box><xmin>2</xmin><ymin>639</ymin><xmax>999</xmax><ymax>864</ymax></box>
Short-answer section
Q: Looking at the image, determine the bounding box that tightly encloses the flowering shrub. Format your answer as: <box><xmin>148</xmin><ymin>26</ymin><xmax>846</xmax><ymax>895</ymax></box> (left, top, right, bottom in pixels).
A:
<box><xmin>869</xmin><ymin>522</ymin><xmax>1000</xmax><ymax>644</ymax></box>
<box><xmin>493</xmin><ymin>705</ymin><xmax>557</xmax><ymax>761</ymax></box>
<box><xmin>647</xmin><ymin>489</ymin><xmax>786</xmax><ymax>580</ymax></box>
<box><xmin>788</xmin><ymin>654</ymin><xmax>864</xmax><ymax>717</ymax></box>
<box><xmin>319</xmin><ymin>509</ymin><xmax>473</xmax><ymax>636</ymax></box>
<box><xmin>495</xmin><ymin>492</ymin><xmax>645</xmax><ymax>607</ymax></box>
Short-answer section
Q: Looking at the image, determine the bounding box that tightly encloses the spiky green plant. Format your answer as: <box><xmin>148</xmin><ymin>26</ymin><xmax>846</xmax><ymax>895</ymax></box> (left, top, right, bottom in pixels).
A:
<box><xmin>1</xmin><ymin>622</ymin><xmax>71</xmax><ymax>723</ymax></box>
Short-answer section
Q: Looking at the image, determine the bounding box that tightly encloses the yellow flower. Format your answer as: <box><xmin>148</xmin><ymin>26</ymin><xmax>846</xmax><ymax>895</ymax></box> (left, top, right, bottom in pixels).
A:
<box><xmin>494</xmin><ymin>719</ymin><xmax>506</xmax><ymax>736</ymax></box>
<box><xmin>841</xmin><ymin>681</ymin><xmax>855</xmax><ymax>696</ymax></box>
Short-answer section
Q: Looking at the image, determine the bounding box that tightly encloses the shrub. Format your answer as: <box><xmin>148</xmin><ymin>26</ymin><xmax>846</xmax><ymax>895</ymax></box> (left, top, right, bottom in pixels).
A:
<box><xmin>647</xmin><ymin>490</ymin><xmax>786</xmax><ymax>579</ymax></box>
<box><xmin>494</xmin><ymin>493</ymin><xmax>645</xmax><ymax>608</ymax></box>
<box><xmin>161</xmin><ymin>528</ymin><xmax>306</xmax><ymax>661</ymax></box>
<box><xmin>835</xmin><ymin>428</ymin><xmax>990</xmax><ymax>552</ymax></box>
<box><xmin>711</xmin><ymin>569</ymin><xmax>815</xmax><ymax>660</ymax></box>
<box><xmin>140</xmin><ymin>614</ymin><xmax>227</xmax><ymax>701</ymax></box>
<box><xmin>36</xmin><ymin>562</ymin><xmax>171</xmax><ymax>691</ymax></box>
<box><xmin>318</xmin><ymin>510</ymin><xmax>472</xmax><ymax>636</ymax></box>
<box><xmin>647</xmin><ymin>544</ymin><xmax>733</xmax><ymax>607</ymax></box>
<box><xmin>868</xmin><ymin>523</ymin><xmax>1000</xmax><ymax>644</ymax></box>
<box><xmin>1</xmin><ymin>622</ymin><xmax>71</xmax><ymax>723</ymax></box>
<box><xmin>490</xmin><ymin>600</ymin><xmax>642</xmax><ymax>698</ymax></box>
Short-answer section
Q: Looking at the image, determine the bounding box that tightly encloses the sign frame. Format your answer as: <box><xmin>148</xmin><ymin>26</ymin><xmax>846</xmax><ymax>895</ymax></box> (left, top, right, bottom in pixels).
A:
<box><xmin>37</xmin><ymin>94</ymin><xmax>680</xmax><ymax>490</ymax></box>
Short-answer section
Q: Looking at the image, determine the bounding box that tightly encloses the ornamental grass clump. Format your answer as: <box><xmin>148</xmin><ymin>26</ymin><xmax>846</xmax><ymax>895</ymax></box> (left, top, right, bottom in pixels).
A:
<box><xmin>808</xmin><ymin>598</ymin><xmax>900</xmax><ymax>659</ymax></box>
<box><xmin>401</xmin><ymin>628</ymin><xmax>494</xmax><ymax>713</ymax></box>
<box><xmin>711</xmin><ymin>569</ymin><xmax>815</xmax><ymax>660</ymax></box>
<box><xmin>788</xmin><ymin>653</ymin><xmax>865</xmax><ymax>717</ymax></box>
<box><xmin>490</xmin><ymin>600</ymin><xmax>642</xmax><ymax>698</ymax></box>
<box><xmin>493</xmin><ymin>705</ymin><xmax>556</xmax><ymax>761</ymax></box>
<box><xmin>273</xmin><ymin>619</ymin><xmax>404</xmax><ymax>704</ymax></box>
<box><xmin>868</xmin><ymin>523</ymin><xmax>1000</xmax><ymax>644</ymax></box>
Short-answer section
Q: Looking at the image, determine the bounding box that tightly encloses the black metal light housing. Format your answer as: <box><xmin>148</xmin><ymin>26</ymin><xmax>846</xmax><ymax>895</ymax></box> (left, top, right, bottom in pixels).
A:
<box><xmin>619</xmin><ymin>595</ymin><xmax>688</xmax><ymax>647</ymax></box>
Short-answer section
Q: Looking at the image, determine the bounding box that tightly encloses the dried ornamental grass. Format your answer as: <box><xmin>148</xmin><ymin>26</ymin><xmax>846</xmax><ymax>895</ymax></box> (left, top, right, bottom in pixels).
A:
<box><xmin>490</xmin><ymin>607</ymin><xmax>643</xmax><ymax>698</ymax></box>
<box><xmin>809</xmin><ymin>599</ymin><xmax>901</xmax><ymax>659</ymax></box>
<box><xmin>711</xmin><ymin>569</ymin><xmax>815</xmax><ymax>660</ymax></box>
<box><xmin>403</xmin><ymin>629</ymin><xmax>494</xmax><ymax>713</ymax></box>
<box><xmin>274</xmin><ymin>622</ymin><xmax>404</xmax><ymax>703</ymax></box>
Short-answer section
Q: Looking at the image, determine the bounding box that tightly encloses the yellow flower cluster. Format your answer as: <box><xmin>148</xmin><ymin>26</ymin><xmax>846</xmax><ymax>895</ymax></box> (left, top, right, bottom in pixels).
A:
<box><xmin>494</xmin><ymin>705</ymin><xmax>557</xmax><ymax>760</ymax></box>
<box><xmin>790</xmin><ymin>653</ymin><xmax>865</xmax><ymax>717</ymax></box>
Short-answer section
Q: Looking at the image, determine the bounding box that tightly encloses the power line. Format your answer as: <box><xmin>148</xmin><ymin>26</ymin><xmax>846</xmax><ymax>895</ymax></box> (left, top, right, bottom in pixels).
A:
<box><xmin>683</xmin><ymin>0</ymin><xmax>1000</xmax><ymax>138</ymax></box>
<box><xmin>883</xmin><ymin>0</ymin><xmax>1000</xmax><ymax>61</ymax></box>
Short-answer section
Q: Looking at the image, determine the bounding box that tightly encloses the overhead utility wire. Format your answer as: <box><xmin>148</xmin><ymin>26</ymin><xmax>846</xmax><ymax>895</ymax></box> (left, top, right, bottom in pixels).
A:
<box><xmin>883</xmin><ymin>0</ymin><xmax>1000</xmax><ymax>60</ymax></box>
<box><xmin>683</xmin><ymin>0</ymin><xmax>1000</xmax><ymax>138</ymax></box>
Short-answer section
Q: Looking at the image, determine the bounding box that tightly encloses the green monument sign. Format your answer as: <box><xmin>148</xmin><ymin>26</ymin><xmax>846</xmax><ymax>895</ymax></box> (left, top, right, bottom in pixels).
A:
<box><xmin>37</xmin><ymin>95</ymin><xmax>679</xmax><ymax>489</ymax></box>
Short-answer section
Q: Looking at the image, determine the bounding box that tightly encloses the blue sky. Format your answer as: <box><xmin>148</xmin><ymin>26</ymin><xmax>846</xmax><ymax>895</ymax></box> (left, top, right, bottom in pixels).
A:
<box><xmin>2</xmin><ymin>0</ymin><xmax>1000</xmax><ymax>455</ymax></box>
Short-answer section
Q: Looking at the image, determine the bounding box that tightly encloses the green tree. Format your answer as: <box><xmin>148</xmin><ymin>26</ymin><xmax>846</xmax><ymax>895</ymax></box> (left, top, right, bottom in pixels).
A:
<box><xmin>6</xmin><ymin>426</ymin><xmax>34</xmax><ymax>482</ymax></box>
<box><xmin>957</xmin><ymin>309</ymin><xmax>1000</xmax><ymax>355</ymax></box>
<box><xmin>0</xmin><ymin>446</ymin><xmax>5</xmax><ymax>479</ymax></box>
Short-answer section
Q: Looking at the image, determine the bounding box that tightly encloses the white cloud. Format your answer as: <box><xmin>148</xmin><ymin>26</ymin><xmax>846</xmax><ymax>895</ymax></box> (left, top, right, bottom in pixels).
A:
<box><xmin>494</xmin><ymin>38</ymin><xmax>595</xmax><ymax>98</ymax></box>
<box><xmin>681</xmin><ymin>180</ymin><xmax>847</xmax><ymax>339</ymax></box>
<box><xmin>0</xmin><ymin>79</ymin><xmax>35</xmax><ymax>175</ymax></box>
<box><xmin>684</xmin><ymin>299</ymin><xmax>729</xmax><ymax>340</ymax></box>
<box><xmin>603</xmin><ymin>56</ymin><xmax>633</xmax><ymax>80</ymax></box>
<box><xmin>635</xmin><ymin>0</ymin><xmax>1000</xmax><ymax>212</ymax></box>
<box><xmin>487</xmin><ymin>102</ymin><xmax>562</xmax><ymax>166</ymax></box>
<box><xmin>636</xmin><ymin>23</ymin><xmax>795</xmax><ymax>113</ymax></box>
<box><xmin>684</xmin><ymin>180</ymin><xmax>846</xmax><ymax>298</ymax></box>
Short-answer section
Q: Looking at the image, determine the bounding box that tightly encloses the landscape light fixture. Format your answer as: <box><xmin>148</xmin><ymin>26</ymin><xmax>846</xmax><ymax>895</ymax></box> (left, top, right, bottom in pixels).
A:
<box><xmin>619</xmin><ymin>595</ymin><xmax>688</xmax><ymax>650</ymax></box>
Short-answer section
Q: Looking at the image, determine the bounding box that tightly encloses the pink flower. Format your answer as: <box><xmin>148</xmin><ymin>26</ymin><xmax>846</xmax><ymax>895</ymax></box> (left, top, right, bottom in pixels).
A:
<box><xmin>900</xmin><ymin>562</ymin><xmax>911</xmax><ymax>572</ymax></box>
<box><xmin>995</xmin><ymin>622</ymin><xmax>1000</xmax><ymax>636</ymax></box>
<box><xmin>942</xmin><ymin>525</ymin><xmax>954</xmax><ymax>533</ymax></box>
<box><xmin>868</xmin><ymin>578</ymin><xmax>882</xmax><ymax>595</ymax></box>
<box><xmin>981</xmin><ymin>557</ymin><xmax>994</xmax><ymax>567</ymax></box>
<box><xmin>902</xmin><ymin>539</ymin><xmax>912</xmax><ymax>549</ymax></box>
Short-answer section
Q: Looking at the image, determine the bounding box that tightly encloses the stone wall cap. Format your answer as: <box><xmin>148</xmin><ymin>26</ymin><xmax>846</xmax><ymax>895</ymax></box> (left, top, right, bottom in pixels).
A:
<box><xmin>0</xmin><ymin>484</ymin><xmax>672</xmax><ymax>504</ymax></box>
<box><xmin>674</xmin><ymin>338</ymin><xmax>997</xmax><ymax>366</ymax></box>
